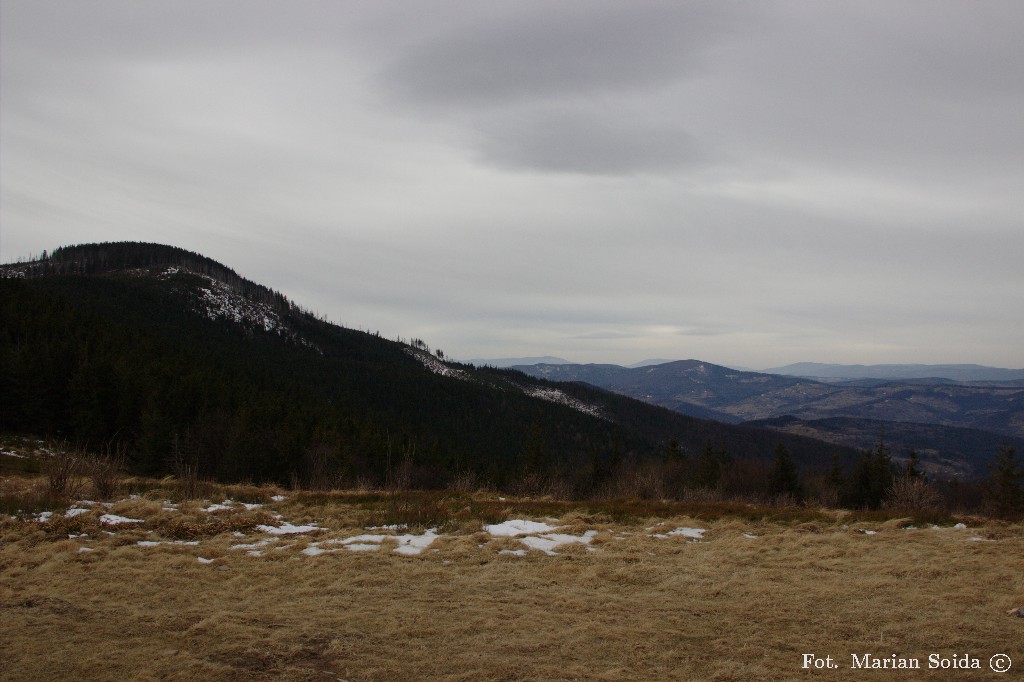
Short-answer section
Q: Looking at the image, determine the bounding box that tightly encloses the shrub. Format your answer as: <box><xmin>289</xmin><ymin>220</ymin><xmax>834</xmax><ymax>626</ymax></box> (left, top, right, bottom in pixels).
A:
<box><xmin>46</xmin><ymin>441</ymin><xmax>86</xmax><ymax>500</ymax></box>
<box><xmin>87</xmin><ymin>444</ymin><xmax>125</xmax><ymax>500</ymax></box>
<box><xmin>885</xmin><ymin>475</ymin><xmax>942</xmax><ymax>514</ymax></box>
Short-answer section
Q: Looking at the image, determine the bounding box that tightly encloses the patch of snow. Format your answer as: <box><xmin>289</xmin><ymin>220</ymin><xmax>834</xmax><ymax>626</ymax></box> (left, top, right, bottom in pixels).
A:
<box><xmin>203</xmin><ymin>501</ymin><xmax>234</xmax><ymax>512</ymax></box>
<box><xmin>967</xmin><ymin>536</ymin><xmax>995</xmax><ymax>542</ymax></box>
<box><xmin>521</xmin><ymin>386</ymin><xmax>603</xmax><ymax>419</ymax></box>
<box><xmin>100</xmin><ymin>514</ymin><xmax>144</xmax><ymax>525</ymax></box>
<box><xmin>197</xmin><ymin>557</ymin><xmax>216</xmax><ymax>564</ymax></box>
<box><xmin>499</xmin><ymin>549</ymin><xmax>528</xmax><ymax>557</ymax></box>
<box><xmin>343</xmin><ymin>543</ymin><xmax>380</xmax><ymax>553</ymax></box>
<box><xmin>241</xmin><ymin>502</ymin><xmax>262</xmax><ymax>511</ymax></box>
<box><xmin>484</xmin><ymin>519</ymin><xmax>559</xmax><ymax>537</ymax></box>
<box><xmin>35</xmin><ymin>511</ymin><xmax>53</xmax><ymax>523</ymax></box>
<box><xmin>953</xmin><ymin>523</ymin><xmax>967</xmax><ymax>529</ymax></box>
<box><xmin>64</xmin><ymin>508</ymin><xmax>90</xmax><ymax>518</ymax></box>
<box><xmin>304</xmin><ymin>528</ymin><xmax>440</xmax><ymax>556</ymax></box>
<box><xmin>78</xmin><ymin>547</ymin><xmax>94</xmax><ymax>553</ymax></box>
<box><xmin>270</xmin><ymin>495</ymin><xmax>287</xmax><ymax>502</ymax></box>
<box><xmin>743</xmin><ymin>533</ymin><xmax>758</xmax><ymax>540</ymax></box>
<box><xmin>256</xmin><ymin>522</ymin><xmax>323</xmax><ymax>535</ymax></box>
<box><xmin>301</xmin><ymin>545</ymin><xmax>330</xmax><ymax>557</ymax></box>
<box><xmin>519</xmin><ymin>530</ymin><xmax>598</xmax><ymax>555</ymax></box>
<box><xmin>405</xmin><ymin>348</ymin><xmax>470</xmax><ymax>381</ymax></box>
<box><xmin>392</xmin><ymin>528</ymin><xmax>439</xmax><ymax>556</ymax></box>
<box><xmin>137</xmin><ymin>540</ymin><xmax>201</xmax><ymax>548</ymax></box>
<box><xmin>652</xmin><ymin>527</ymin><xmax>706</xmax><ymax>540</ymax></box>
<box><xmin>231</xmin><ymin>537</ymin><xmax>279</xmax><ymax>551</ymax></box>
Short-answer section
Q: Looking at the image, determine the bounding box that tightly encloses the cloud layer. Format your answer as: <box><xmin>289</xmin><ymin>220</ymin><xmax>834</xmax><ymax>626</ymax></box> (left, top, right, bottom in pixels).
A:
<box><xmin>2</xmin><ymin>0</ymin><xmax>1022</xmax><ymax>368</ymax></box>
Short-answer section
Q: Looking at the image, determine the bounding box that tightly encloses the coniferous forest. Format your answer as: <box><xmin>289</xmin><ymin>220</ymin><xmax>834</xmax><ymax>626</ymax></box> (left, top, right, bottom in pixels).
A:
<box><xmin>2</xmin><ymin>243</ymin><xmax>1020</xmax><ymax>514</ymax></box>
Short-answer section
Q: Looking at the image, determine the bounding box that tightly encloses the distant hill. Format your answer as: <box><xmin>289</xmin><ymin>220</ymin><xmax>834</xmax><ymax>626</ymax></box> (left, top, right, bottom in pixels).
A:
<box><xmin>1</xmin><ymin>242</ymin><xmax>859</xmax><ymax>490</ymax></box>
<box><xmin>469</xmin><ymin>356</ymin><xmax>572</xmax><ymax>368</ymax></box>
<box><xmin>515</xmin><ymin>360</ymin><xmax>1024</xmax><ymax>457</ymax></box>
<box><xmin>765</xmin><ymin>362</ymin><xmax>1024</xmax><ymax>383</ymax></box>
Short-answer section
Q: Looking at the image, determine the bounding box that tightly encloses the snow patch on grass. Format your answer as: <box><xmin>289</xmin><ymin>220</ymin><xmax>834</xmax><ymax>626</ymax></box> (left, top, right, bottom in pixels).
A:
<box><xmin>485</xmin><ymin>519</ymin><xmax>597</xmax><ymax>555</ymax></box>
<box><xmin>99</xmin><ymin>514</ymin><xmax>144</xmax><ymax>526</ymax></box>
<box><xmin>651</xmin><ymin>527</ymin><xmax>706</xmax><ymax>540</ymax></box>
<box><xmin>519</xmin><ymin>530</ymin><xmax>598</xmax><ymax>555</ymax></box>
<box><xmin>254</xmin><ymin>522</ymin><xmax>319</xmax><ymax>532</ymax></box>
<box><xmin>484</xmin><ymin>520</ymin><xmax>559</xmax><ymax>536</ymax></box>
<box><xmin>303</xmin><ymin>528</ymin><xmax>440</xmax><ymax>556</ymax></box>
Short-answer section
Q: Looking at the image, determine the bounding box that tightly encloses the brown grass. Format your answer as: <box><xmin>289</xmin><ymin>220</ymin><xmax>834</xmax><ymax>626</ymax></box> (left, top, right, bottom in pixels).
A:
<box><xmin>1</xmin><ymin>477</ymin><xmax>1022</xmax><ymax>681</ymax></box>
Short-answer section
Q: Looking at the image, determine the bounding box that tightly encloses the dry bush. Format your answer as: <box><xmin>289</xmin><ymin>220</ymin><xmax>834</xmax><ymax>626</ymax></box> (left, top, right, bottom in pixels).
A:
<box><xmin>680</xmin><ymin>486</ymin><xmax>726</xmax><ymax>504</ymax></box>
<box><xmin>45</xmin><ymin>442</ymin><xmax>86</xmax><ymax>500</ymax></box>
<box><xmin>608</xmin><ymin>460</ymin><xmax>665</xmax><ymax>500</ymax></box>
<box><xmin>885</xmin><ymin>475</ymin><xmax>942</xmax><ymax>514</ymax></box>
<box><xmin>380</xmin><ymin>491</ymin><xmax>452</xmax><ymax>530</ymax></box>
<box><xmin>449</xmin><ymin>470</ymin><xmax>483</xmax><ymax>493</ymax></box>
<box><xmin>86</xmin><ymin>445</ymin><xmax>125</xmax><ymax>500</ymax></box>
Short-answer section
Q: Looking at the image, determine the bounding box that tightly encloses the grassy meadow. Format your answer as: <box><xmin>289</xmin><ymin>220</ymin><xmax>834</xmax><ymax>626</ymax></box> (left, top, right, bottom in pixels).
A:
<box><xmin>1</xmin><ymin>445</ymin><xmax>1022</xmax><ymax>681</ymax></box>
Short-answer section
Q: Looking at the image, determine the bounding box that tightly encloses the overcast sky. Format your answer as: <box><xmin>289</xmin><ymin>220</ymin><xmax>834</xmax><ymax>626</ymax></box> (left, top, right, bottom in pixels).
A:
<box><xmin>2</xmin><ymin>1</ymin><xmax>1022</xmax><ymax>369</ymax></box>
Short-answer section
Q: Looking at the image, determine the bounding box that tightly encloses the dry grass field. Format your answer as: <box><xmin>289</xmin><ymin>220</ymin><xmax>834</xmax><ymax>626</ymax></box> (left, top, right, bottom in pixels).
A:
<box><xmin>2</xmin><ymin>464</ymin><xmax>1022</xmax><ymax>681</ymax></box>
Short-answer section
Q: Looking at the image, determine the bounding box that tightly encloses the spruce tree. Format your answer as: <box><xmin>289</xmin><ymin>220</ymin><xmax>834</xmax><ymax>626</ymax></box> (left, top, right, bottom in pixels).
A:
<box><xmin>769</xmin><ymin>443</ymin><xmax>804</xmax><ymax>503</ymax></box>
<box><xmin>985</xmin><ymin>446</ymin><xmax>1023</xmax><ymax>518</ymax></box>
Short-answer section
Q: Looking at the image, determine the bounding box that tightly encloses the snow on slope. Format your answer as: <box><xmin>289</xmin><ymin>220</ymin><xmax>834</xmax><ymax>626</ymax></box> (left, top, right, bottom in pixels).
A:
<box><xmin>406</xmin><ymin>347</ymin><xmax>606</xmax><ymax>419</ymax></box>
<box><xmin>522</xmin><ymin>386</ymin><xmax>604</xmax><ymax>419</ymax></box>
<box><xmin>405</xmin><ymin>347</ymin><xmax>471</xmax><ymax>380</ymax></box>
<box><xmin>161</xmin><ymin>267</ymin><xmax>315</xmax><ymax>349</ymax></box>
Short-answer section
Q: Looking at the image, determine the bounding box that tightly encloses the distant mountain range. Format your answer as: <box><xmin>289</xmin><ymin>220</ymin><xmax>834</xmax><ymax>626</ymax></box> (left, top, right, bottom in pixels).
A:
<box><xmin>469</xmin><ymin>356</ymin><xmax>572</xmax><ymax>368</ymax></box>
<box><xmin>514</xmin><ymin>359</ymin><xmax>1024</xmax><ymax>477</ymax></box>
<box><xmin>764</xmin><ymin>362</ymin><xmax>1024</xmax><ymax>383</ymax></box>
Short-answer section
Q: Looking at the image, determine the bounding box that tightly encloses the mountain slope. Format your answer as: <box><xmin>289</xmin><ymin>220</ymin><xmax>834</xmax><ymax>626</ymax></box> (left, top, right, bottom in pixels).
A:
<box><xmin>1</xmin><ymin>242</ymin><xmax>858</xmax><ymax>488</ymax></box>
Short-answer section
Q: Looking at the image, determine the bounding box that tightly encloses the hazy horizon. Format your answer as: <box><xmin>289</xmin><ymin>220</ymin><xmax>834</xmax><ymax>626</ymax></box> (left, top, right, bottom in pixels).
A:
<box><xmin>3</xmin><ymin>2</ymin><xmax>1022</xmax><ymax>369</ymax></box>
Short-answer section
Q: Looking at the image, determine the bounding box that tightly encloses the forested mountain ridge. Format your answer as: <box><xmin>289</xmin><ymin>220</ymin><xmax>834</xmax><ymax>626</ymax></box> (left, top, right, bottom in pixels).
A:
<box><xmin>516</xmin><ymin>360</ymin><xmax>1024</xmax><ymax>440</ymax></box>
<box><xmin>1</xmin><ymin>242</ymin><xmax>859</xmax><ymax>492</ymax></box>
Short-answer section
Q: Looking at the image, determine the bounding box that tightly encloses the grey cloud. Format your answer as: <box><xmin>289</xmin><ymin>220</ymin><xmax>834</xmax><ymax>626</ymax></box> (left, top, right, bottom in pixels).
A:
<box><xmin>380</xmin><ymin>2</ymin><xmax>745</xmax><ymax>109</ymax></box>
<box><xmin>3</xmin><ymin>1</ymin><xmax>1023</xmax><ymax>368</ymax></box>
<box><xmin>472</xmin><ymin>109</ymin><xmax>711</xmax><ymax>175</ymax></box>
<box><xmin>375</xmin><ymin>1</ymin><xmax>745</xmax><ymax>174</ymax></box>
